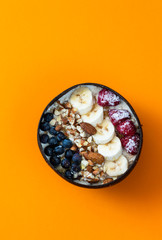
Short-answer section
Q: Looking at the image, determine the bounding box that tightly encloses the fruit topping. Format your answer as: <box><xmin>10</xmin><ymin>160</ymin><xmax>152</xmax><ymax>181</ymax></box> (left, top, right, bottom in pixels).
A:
<box><xmin>71</xmin><ymin>163</ymin><xmax>81</xmax><ymax>172</ymax></box>
<box><xmin>50</xmin><ymin>156</ymin><xmax>61</xmax><ymax>167</ymax></box>
<box><xmin>49</xmin><ymin>126</ymin><xmax>58</xmax><ymax>135</ymax></box>
<box><xmin>109</xmin><ymin>109</ymin><xmax>131</xmax><ymax>126</ymax></box>
<box><xmin>56</xmin><ymin>132</ymin><xmax>66</xmax><ymax>141</ymax></box>
<box><xmin>61</xmin><ymin>158</ymin><xmax>71</xmax><ymax>169</ymax></box>
<box><xmin>116</xmin><ymin>119</ymin><xmax>136</xmax><ymax>136</ymax></box>
<box><xmin>65</xmin><ymin>149</ymin><xmax>74</xmax><ymax>159</ymax></box>
<box><xmin>62</xmin><ymin>139</ymin><xmax>73</xmax><ymax>148</ymax></box>
<box><xmin>72</xmin><ymin>153</ymin><xmax>82</xmax><ymax>165</ymax></box>
<box><xmin>44</xmin><ymin>113</ymin><xmax>53</xmax><ymax>122</ymax></box>
<box><xmin>40</xmin><ymin>122</ymin><xmax>50</xmax><ymax>131</ymax></box>
<box><xmin>40</xmin><ymin>134</ymin><xmax>49</xmax><ymax>143</ymax></box>
<box><xmin>44</xmin><ymin>146</ymin><xmax>54</xmax><ymax>156</ymax></box>
<box><xmin>121</xmin><ymin>134</ymin><xmax>140</xmax><ymax>155</ymax></box>
<box><xmin>53</xmin><ymin>145</ymin><xmax>64</xmax><ymax>155</ymax></box>
<box><xmin>98</xmin><ymin>89</ymin><xmax>120</xmax><ymax>107</ymax></box>
<box><xmin>65</xmin><ymin>170</ymin><xmax>73</xmax><ymax>179</ymax></box>
<box><xmin>48</xmin><ymin>137</ymin><xmax>58</xmax><ymax>146</ymax></box>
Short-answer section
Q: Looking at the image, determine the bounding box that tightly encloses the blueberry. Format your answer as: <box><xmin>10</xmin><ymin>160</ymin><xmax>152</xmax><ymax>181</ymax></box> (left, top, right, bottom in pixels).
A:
<box><xmin>44</xmin><ymin>113</ymin><xmax>53</xmax><ymax>122</ymax></box>
<box><xmin>72</xmin><ymin>153</ymin><xmax>82</xmax><ymax>165</ymax></box>
<box><xmin>40</xmin><ymin>122</ymin><xmax>50</xmax><ymax>131</ymax></box>
<box><xmin>48</xmin><ymin>137</ymin><xmax>58</xmax><ymax>146</ymax></box>
<box><xmin>49</xmin><ymin>127</ymin><xmax>58</xmax><ymax>135</ymax></box>
<box><xmin>71</xmin><ymin>163</ymin><xmax>81</xmax><ymax>172</ymax></box>
<box><xmin>65</xmin><ymin>149</ymin><xmax>74</xmax><ymax>159</ymax></box>
<box><xmin>44</xmin><ymin>146</ymin><xmax>53</xmax><ymax>156</ymax></box>
<box><xmin>57</xmin><ymin>132</ymin><xmax>66</xmax><ymax>141</ymax></box>
<box><xmin>50</xmin><ymin>156</ymin><xmax>61</xmax><ymax>167</ymax></box>
<box><xmin>61</xmin><ymin>158</ymin><xmax>71</xmax><ymax>169</ymax></box>
<box><xmin>40</xmin><ymin>134</ymin><xmax>49</xmax><ymax>143</ymax></box>
<box><xmin>62</xmin><ymin>139</ymin><xmax>73</xmax><ymax>148</ymax></box>
<box><xmin>65</xmin><ymin>170</ymin><xmax>73</xmax><ymax>179</ymax></box>
<box><xmin>53</xmin><ymin>145</ymin><xmax>64</xmax><ymax>155</ymax></box>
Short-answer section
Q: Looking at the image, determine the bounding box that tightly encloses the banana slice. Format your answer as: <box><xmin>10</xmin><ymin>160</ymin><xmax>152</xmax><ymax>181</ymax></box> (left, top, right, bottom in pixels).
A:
<box><xmin>81</xmin><ymin>103</ymin><xmax>103</xmax><ymax>127</ymax></box>
<box><xmin>93</xmin><ymin>118</ymin><xmax>115</xmax><ymax>144</ymax></box>
<box><xmin>69</xmin><ymin>87</ymin><xmax>93</xmax><ymax>115</ymax></box>
<box><xmin>98</xmin><ymin>136</ymin><xmax>122</xmax><ymax>161</ymax></box>
<box><xmin>103</xmin><ymin>155</ymin><xmax>128</xmax><ymax>176</ymax></box>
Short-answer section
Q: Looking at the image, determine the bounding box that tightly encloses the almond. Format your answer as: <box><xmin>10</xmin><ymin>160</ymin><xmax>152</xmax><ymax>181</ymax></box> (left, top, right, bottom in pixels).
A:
<box><xmin>87</xmin><ymin>178</ymin><xmax>99</xmax><ymax>184</ymax></box>
<box><xmin>85</xmin><ymin>152</ymin><xmax>104</xmax><ymax>164</ymax></box>
<box><xmin>80</xmin><ymin>122</ymin><xmax>97</xmax><ymax>135</ymax></box>
<box><xmin>55</xmin><ymin>125</ymin><xmax>62</xmax><ymax>131</ymax></box>
<box><xmin>103</xmin><ymin>178</ymin><xmax>113</xmax><ymax>184</ymax></box>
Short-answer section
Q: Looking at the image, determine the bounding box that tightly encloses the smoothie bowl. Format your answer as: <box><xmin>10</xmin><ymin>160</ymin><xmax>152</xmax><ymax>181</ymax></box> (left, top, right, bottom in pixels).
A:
<box><xmin>37</xmin><ymin>83</ymin><xmax>143</xmax><ymax>188</ymax></box>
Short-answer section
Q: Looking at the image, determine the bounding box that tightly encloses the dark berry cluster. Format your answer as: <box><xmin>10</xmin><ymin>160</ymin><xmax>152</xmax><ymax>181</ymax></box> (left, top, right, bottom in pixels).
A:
<box><xmin>39</xmin><ymin>112</ymin><xmax>81</xmax><ymax>180</ymax></box>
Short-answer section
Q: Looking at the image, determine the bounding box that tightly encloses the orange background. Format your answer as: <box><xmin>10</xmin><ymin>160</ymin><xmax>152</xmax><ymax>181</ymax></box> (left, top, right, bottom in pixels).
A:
<box><xmin>1</xmin><ymin>1</ymin><xmax>162</xmax><ymax>239</ymax></box>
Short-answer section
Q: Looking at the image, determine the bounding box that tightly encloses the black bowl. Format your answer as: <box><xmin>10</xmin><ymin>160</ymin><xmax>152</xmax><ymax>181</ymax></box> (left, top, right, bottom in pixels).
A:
<box><xmin>37</xmin><ymin>83</ymin><xmax>143</xmax><ymax>189</ymax></box>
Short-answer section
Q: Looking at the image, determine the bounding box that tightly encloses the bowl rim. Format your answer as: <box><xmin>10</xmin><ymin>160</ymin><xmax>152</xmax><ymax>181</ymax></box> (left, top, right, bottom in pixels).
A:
<box><xmin>37</xmin><ymin>82</ymin><xmax>143</xmax><ymax>189</ymax></box>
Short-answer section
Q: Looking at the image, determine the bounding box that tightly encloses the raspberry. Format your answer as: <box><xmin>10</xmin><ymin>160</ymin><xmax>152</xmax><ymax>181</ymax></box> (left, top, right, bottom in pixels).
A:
<box><xmin>98</xmin><ymin>89</ymin><xmax>120</xmax><ymax>107</ymax></box>
<box><xmin>116</xmin><ymin>119</ymin><xmax>136</xmax><ymax>136</ymax></box>
<box><xmin>109</xmin><ymin>109</ymin><xmax>131</xmax><ymax>126</ymax></box>
<box><xmin>121</xmin><ymin>134</ymin><xmax>140</xmax><ymax>155</ymax></box>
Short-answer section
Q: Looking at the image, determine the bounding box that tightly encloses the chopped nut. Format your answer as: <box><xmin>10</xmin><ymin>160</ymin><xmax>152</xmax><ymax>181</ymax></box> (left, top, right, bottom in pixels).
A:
<box><xmin>72</xmin><ymin>108</ymin><xmax>78</xmax><ymax>113</ymax></box>
<box><xmin>76</xmin><ymin>126</ymin><xmax>83</xmax><ymax>133</ymax></box>
<box><xmin>55</xmin><ymin>125</ymin><xmax>62</xmax><ymax>131</ymax></box>
<box><xmin>57</xmin><ymin>100</ymin><xmax>64</xmax><ymax>107</ymax></box>
<box><xmin>56</xmin><ymin>115</ymin><xmax>61</xmax><ymax>122</ymax></box>
<box><xmin>68</xmin><ymin>117</ymin><xmax>75</xmax><ymax>125</ymax></box>
<box><xmin>88</xmin><ymin>160</ymin><xmax>94</xmax><ymax>166</ymax></box>
<box><xmin>93</xmin><ymin>168</ymin><xmax>100</xmax><ymax>175</ymax></box>
<box><xmin>75</xmin><ymin>139</ymin><xmax>82</xmax><ymax>148</ymax></box>
<box><xmin>54</xmin><ymin>109</ymin><xmax>60</xmax><ymax>116</ymax></box>
<box><xmin>49</xmin><ymin>119</ymin><xmax>56</xmax><ymax>126</ymax></box>
<box><xmin>77</xmin><ymin>119</ymin><xmax>83</xmax><ymax>124</ymax></box>
<box><xmin>100</xmin><ymin>171</ymin><xmax>104</xmax><ymax>177</ymax></box>
<box><xmin>87</xmin><ymin>178</ymin><xmax>99</xmax><ymax>184</ymax></box>
<box><xmin>81</xmin><ymin>160</ymin><xmax>88</xmax><ymax>167</ymax></box>
<box><xmin>61</xmin><ymin>117</ymin><xmax>68</xmax><ymax>124</ymax></box>
<box><xmin>71</xmin><ymin>125</ymin><xmax>76</xmax><ymax>130</ymax></box>
<box><xmin>69</xmin><ymin>130</ymin><xmax>76</xmax><ymax>135</ymax></box>
<box><xmin>76</xmin><ymin>114</ymin><xmax>81</xmax><ymax>119</ymax></box>
<box><xmin>87</xmin><ymin>165</ymin><xmax>93</xmax><ymax>173</ymax></box>
<box><xmin>87</xmin><ymin>146</ymin><xmax>92</xmax><ymax>151</ymax></box>
<box><xmin>80</xmin><ymin>132</ymin><xmax>86</xmax><ymax>138</ymax></box>
<box><xmin>80</xmin><ymin>139</ymin><xmax>85</xmax><ymax>145</ymax></box>
<box><xmin>87</xmin><ymin>136</ymin><xmax>93</xmax><ymax>143</ymax></box>
<box><xmin>70</xmin><ymin>144</ymin><xmax>78</xmax><ymax>151</ymax></box>
<box><xmin>64</xmin><ymin>102</ymin><xmax>72</xmax><ymax>109</ymax></box>
<box><xmin>64</xmin><ymin>132</ymin><xmax>69</xmax><ymax>137</ymax></box>
<box><xmin>83</xmin><ymin>141</ymin><xmax>88</xmax><ymax>146</ymax></box>
<box><xmin>103</xmin><ymin>178</ymin><xmax>113</xmax><ymax>184</ymax></box>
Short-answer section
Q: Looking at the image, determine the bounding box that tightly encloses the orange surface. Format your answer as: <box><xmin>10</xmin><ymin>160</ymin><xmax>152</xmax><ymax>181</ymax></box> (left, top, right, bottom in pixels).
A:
<box><xmin>0</xmin><ymin>0</ymin><xmax>162</xmax><ymax>239</ymax></box>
